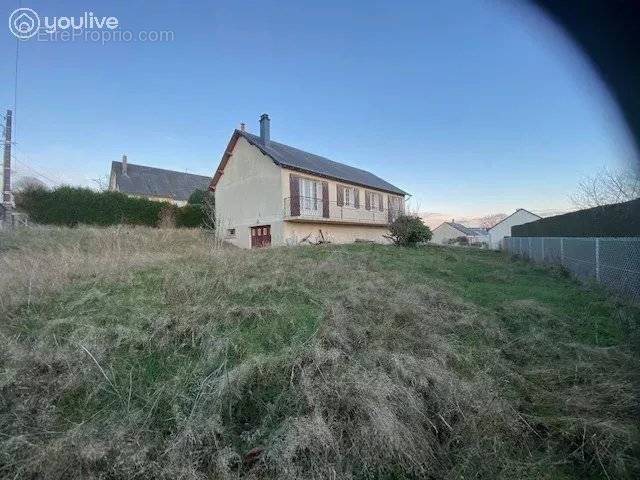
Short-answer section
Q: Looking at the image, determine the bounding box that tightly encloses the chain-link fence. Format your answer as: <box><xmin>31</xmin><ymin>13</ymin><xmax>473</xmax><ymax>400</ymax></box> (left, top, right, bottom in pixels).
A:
<box><xmin>503</xmin><ymin>237</ymin><xmax>640</xmax><ymax>302</ymax></box>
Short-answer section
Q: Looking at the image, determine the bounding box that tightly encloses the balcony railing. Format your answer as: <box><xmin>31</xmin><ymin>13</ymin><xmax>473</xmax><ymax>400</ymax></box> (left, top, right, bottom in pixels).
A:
<box><xmin>283</xmin><ymin>196</ymin><xmax>402</xmax><ymax>225</ymax></box>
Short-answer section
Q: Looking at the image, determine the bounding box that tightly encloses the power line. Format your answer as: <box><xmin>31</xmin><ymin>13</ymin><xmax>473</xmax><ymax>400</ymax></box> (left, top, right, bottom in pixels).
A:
<box><xmin>9</xmin><ymin>145</ymin><xmax>65</xmax><ymax>185</ymax></box>
<box><xmin>10</xmin><ymin>143</ymin><xmax>65</xmax><ymax>180</ymax></box>
<box><xmin>11</xmin><ymin>155</ymin><xmax>63</xmax><ymax>185</ymax></box>
<box><xmin>10</xmin><ymin>156</ymin><xmax>62</xmax><ymax>186</ymax></box>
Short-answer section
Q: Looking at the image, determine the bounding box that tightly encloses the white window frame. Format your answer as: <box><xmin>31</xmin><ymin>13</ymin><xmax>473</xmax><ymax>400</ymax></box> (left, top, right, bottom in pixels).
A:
<box><xmin>299</xmin><ymin>177</ymin><xmax>323</xmax><ymax>216</ymax></box>
<box><xmin>343</xmin><ymin>186</ymin><xmax>357</xmax><ymax>207</ymax></box>
<box><xmin>370</xmin><ymin>192</ymin><xmax>379</xmax><ymax>210</ymax></box>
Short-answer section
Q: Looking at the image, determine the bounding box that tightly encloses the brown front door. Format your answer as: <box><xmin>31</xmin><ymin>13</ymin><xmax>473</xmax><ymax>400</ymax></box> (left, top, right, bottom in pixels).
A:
<box><xmin>251</xmin><ymin>225</ymin><xmax>271</xmax><ymax>248</ymax></box>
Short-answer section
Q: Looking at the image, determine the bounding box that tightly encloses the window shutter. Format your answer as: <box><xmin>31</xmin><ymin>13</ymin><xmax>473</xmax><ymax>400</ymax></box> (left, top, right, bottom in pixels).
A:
<box><xmin>387</xmin><ymin>196</ymin><xmax>392</xmax><ymax>223</ymax></box>
<box><xmin>322</xmin><ymin>181</ymin><xmax>329</xmax><ymax>218</ymax></box>
<box><xmin>289</xmin><ymin>174</ymin><xmax>300</xmax><ymax>216</ymax></box>
<box><xmin>337</xmin><ymin>185</ymin><xmax>344</xmax><ymax>206</ymax></box>
<box><xmin>354</xmin><ymin>189</ymin><xmax>360</xmax><ymax>209</ymax></box>
<box><xmin>378</xmin><ymin>193</ymin><xmax>383</xmax><ymax>211</ymax></box>
<box><xmin>365</xmin><ymin>191</ymin><xmax>371</xmax><ymax>210</ymax></box>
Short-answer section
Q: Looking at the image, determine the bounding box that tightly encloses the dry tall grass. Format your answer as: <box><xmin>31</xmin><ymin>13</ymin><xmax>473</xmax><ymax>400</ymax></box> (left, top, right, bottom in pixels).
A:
<box><xmin>0</xmin><ymin>226</ymin><xmax>638</xmax><ymax>479</ymax></box>
<box><xmin>0</xmin><ymin>225</ymin><xmax>213</xmax><ymax>312</ymax></box>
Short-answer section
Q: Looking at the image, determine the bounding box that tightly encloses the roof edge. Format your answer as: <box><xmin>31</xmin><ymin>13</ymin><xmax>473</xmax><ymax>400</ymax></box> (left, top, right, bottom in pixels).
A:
<box><xmin>111</xmin><ymin>160</ymin><xmax>210</xmax><ymax>180</ymax></box>
<box><xmin>211</xmin><ymin>129</ymin><xmax>409</xmax><ymax>196</ymax></box>
<box><xmin>433</xmin><ymin>222</ymin><xmax>467</xmax><ymax>235</ymax></box>
<box><xmin>488</xmin><ymin>208</ymin><xmax>542</xmax><ymax>232</ymax></box>
<box><xmin>279</xmin><ymin>165</ymin><xmax>407</xmax><ymax>196</ymax></box>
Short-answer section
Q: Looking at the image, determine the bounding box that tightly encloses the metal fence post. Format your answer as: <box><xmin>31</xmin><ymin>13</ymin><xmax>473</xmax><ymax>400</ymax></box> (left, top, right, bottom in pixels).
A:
<box><xmin>595</xmin><ymin>238</ymin><xmax>600</xmax><ymax>282</ymax></box>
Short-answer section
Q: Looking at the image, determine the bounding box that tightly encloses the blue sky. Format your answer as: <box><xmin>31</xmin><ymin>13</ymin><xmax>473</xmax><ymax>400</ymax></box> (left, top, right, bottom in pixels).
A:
<box><xmin>0</xmin><ymin>0</ymin><xmax>634</xmax><ymax>216</ymax></box>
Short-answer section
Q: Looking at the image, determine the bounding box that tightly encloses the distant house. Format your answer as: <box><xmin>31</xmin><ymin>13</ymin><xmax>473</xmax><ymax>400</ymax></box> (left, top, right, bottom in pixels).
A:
<box><xmin>109</xmin><ymin>156</ymin><xmax>211</xmax><ymax>206</ymax></box>
<box><xmin>431</xmin><ymin>209</ymin><xmax>542</xmax><ymax>249</ymax></box>
<box><xmin>431</xmin><ymin>222</ymin><xmax>488</xmax><ymax>245</ymax></box>
<box><xmin>487</xmin><ymin>208</ymin><xmax>540</xmax><ymax>249</ymax></box>
<box><xmin>211</xmin><ymin>114</ymin><xmax>407</xmax><ymax>248</ymax></box>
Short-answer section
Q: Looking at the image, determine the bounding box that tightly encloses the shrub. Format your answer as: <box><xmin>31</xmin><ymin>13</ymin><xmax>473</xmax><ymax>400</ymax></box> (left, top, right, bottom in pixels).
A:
<box><xmin>187</xmin><ymin>188</ymin><xmax>207</xmax><ymax>205</ymax></box>
<box><xmin>184</xmin><ymin>189</ymin><xmax>214</xmax><ymax>229</ymax></box>
<box><xmin>176</xmin><ymin>204</ymin><xmax>206</xmax><ymax>228</ymax></box>
<box><xmin>15</xmin><ymin>186</ymin><xmax>207</xmax><ymax>228</ymax></box>
<box><xmin>386</xmin><ymin>215</ymin><xmax>432</xmax><ymax>246</ymax></box>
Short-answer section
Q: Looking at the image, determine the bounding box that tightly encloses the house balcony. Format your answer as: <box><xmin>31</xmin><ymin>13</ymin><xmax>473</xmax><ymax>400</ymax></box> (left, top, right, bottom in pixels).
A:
<box><xmin>283</xmin><ymin>196</ymin><xmax>400</xmax><ymax>226</ymax></box>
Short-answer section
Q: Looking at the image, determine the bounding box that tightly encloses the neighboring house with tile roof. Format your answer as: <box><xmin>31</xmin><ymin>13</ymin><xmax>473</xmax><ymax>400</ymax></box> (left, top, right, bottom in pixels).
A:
<box><xmin>431</xmin><ymin>221</ymin><xmax>489</xmax><ymax>246</ymax></box>
<box><xmin>211</xmin><ymin>114</ymin><xmax>408</xmax><ymax>248</ymax></box>
<box><xmin>431</xmin><ymin>209</ymin><xmax>542</xmax><ymax>249</ymax></box>
<box><xmin>109</xmin><ymin>157</ymin><xmax>211</xmax><ymax>206</ymax></box>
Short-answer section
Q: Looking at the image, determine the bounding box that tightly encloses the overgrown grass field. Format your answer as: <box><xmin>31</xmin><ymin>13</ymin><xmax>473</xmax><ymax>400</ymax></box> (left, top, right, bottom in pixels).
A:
<box><xmin>1</xmin><ymin>226</ymin><xmax>639</xmax><ymax>479</ymax></box>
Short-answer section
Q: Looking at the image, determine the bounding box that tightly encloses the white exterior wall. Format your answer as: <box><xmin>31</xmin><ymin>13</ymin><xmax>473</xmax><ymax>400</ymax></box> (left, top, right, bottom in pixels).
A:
<box><xmin>431</xmin><ymin>223</ymin><xmax>466</xmax><ymax>245</ymax></box>
<box><xmin>283</xmin><ymin>223</ymin><xmax>392</xmax><ymax>245</ymax></box>
<box><xmin>215</xmin><ymin>137</ymin><xmax>285</xmax><ymax>248</ymax></box>
<box><xmin>468</xmin><ymin>234</ymin><xmax>489</xmax><ymax>245</ymax></box>
<box><xmin>130</xmin><ymin>194</ymin><xmax>187</xmax><ymax>207</ymax></box>
<box><xmin>488</xmin><ymin>209</ymin><xmax>540</xmax><ymax>249</ymax></box>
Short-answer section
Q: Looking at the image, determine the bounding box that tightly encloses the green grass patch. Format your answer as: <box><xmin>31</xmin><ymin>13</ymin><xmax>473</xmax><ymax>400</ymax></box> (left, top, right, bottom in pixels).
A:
<box><xmin>1</xmin><ymin>230</ymin><xmax>638</xmax><ymax>480</ymax></box>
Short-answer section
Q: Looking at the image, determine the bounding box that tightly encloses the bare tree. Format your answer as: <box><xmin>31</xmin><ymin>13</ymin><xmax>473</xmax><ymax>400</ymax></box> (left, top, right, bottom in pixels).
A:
<box><xmin>571</xmin><ymin>167</ymin><xmax>640</xmax><ymax>209</ymax></box>
<box><xmin>91</xmin><ymin>173</ymin><xmax>111</xmax><ymax>192</ymax></box>
<box><xmin>479</xmin><ymin>213</ymin><xmax>507</xmax><ymax>229</ymax></box>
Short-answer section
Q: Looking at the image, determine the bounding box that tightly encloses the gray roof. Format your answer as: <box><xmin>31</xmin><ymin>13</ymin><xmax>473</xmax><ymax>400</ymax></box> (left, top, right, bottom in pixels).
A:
<box><xmin>238</xmin><ymin>131</ymin><xmax>407</xmax><ymax>195</ymax></box>
<box><xmin>449</xmin><ymin>222</ymin><xmax>488</xmax><ymax>236</ymax></box>
<box><xmin>111</xmin><ymin>161</ymin><xmax>211</xmax><ymax>201</ymax></box>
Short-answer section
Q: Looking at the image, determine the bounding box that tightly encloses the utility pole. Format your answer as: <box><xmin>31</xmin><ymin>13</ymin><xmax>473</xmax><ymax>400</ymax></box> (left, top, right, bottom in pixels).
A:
<box><xmin>2</xmin><ymin>110</ymin><xmax>13</xmax><ymax>208</ymax></box>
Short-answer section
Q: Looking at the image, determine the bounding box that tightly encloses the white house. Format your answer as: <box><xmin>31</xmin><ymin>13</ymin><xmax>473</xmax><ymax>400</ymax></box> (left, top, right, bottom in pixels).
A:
<box><xmin>431</xmin><ymin>222</ymin><xmax>489</xmax><ymax>245</ymax></box>
<box><xmin>211</xmin><ymin>114</ymin><xmax>407</xmax><ymax>248</ymax></box>
<box><xmin>488</xmin><ymin>208</ymin><xmax>541</xmax><ymax>249</ymax></box>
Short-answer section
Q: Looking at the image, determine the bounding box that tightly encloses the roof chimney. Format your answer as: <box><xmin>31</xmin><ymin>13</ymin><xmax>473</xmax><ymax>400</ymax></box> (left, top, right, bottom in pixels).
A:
<box><xmin>259</xmin><ymin>113</ymin><xmax>270</xmax><ymax>145</ymax></box>
<box><xmin>122</xmin><ymin>154</ymin><xmax>128</xmax><ymax>175</ymax></box>
<box><xmin>240</xmin><ymin>122</ymin><xmax>246</xmax><ymax>132</ymax></box>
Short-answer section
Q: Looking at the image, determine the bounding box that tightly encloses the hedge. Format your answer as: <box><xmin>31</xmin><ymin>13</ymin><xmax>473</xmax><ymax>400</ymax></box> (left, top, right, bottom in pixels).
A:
<box><xmin>15</xmin><ymin>186</ymin><xmax>207</xmax><ymax>228</ymax></box>
<box><xmin>512</xmin><ymin>198</ymin><xmax>640</xmax><ymax>237</ymax></box>
<box><xmin>176</xmin><ymin>204</ymin><xmax>206</xmax><ymax>228</ymax></box>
